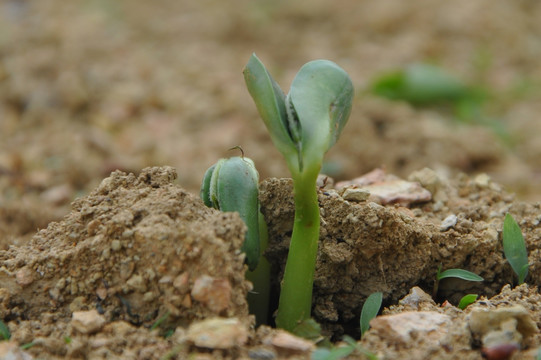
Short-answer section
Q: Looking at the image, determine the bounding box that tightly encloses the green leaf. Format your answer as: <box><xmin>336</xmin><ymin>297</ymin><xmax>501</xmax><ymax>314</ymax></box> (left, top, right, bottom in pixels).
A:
<box><xmin>457</xmin><ymin>294</ymin><xmax>478</xmax><ymax>310</ymax></box>
<box><xmin>289</xmin><ymin>59</ymin><xmax>354</xmax><ymax>172</ymax></box>
<box><xmin>503</xmin><ymin>213</ymin><xmax>529</xmax><ymax>284</ymax></box>
<box><xmin>311</xmin><ymin>345</ymin><xmax>355</xmax><ymax>360</ymax></box>
<box><xmin>437</xmin><ymin>268</ymin><xmax>484</xmax><ymax>282</ymax></box>
<box><xmin>371</xmin><ymin>63</ymin><xmax>469</xmax><ymax>105</ymax></box>
<box><xmin>360</xmin><ymin>292</ymin><xmax>382</xmax><ymax>337</ymax></box>
<box><xmin>243</xmin><ymin>54</ymin><xmax>298</xmax><ymax>168</ymax></box>
<box><xmin>0</xmin><ymin>319</ymin><xmax>10</xmax><ymax>341</ymax></box>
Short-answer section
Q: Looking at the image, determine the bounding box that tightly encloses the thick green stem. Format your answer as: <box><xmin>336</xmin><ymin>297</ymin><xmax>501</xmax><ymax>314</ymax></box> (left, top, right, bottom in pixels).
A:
<box><xmin>275</xmin><ymin>170</ymin><xmax>320</xmax><ymax>331</ymax></box>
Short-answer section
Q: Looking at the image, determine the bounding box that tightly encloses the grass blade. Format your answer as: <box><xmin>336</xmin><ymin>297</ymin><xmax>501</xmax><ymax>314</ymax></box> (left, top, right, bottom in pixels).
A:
<box><xmin>360</xmin><ymin>292</ymin><xmax>382</xmax><ymax>337</ymax></box>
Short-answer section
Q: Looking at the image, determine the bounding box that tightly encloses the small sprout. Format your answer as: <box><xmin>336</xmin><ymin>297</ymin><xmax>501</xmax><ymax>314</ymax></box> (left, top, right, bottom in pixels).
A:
<box><xmin>370</xmin><ymin>63</ymin><xmax>473</xmax><ymax>105</ymax></box>
<box><xmin>0</xmin><ymin>319</ymin><xmax>10</xmax><ymax>341</ymax></box>
<box><xmin>502</xmin><ymin>213</ymin><xmax>529</xmax><ymax>284</ymax></box>
<box><xmin>360</xmin><ymin>292</ymin><xmax>383</xmax><ymax>337</ymax></box>
<box><xmin>433</xmin><ymin>265</ymin><xmax>484</xmax><ymax>298</ymax></box>
<box><xmin>150</xmin><ymin>311</ymin><xmax>170</xmax><ymax>332</ymax></box>
<box><xmin>311</xmin><ymin>336</ymin><xmax>379</xmax><ymax>360</ymax></box>
<box><xmin>457</xmin><ymin>294</ymin><xmax>478</xmax><ymax>310</ymax></box>
<box><xmin>201</xmin><ymin>155</ymin><xmax>270</xmax><ymax>324</ymax></box>
<box><xmin>200</xmin><ymin>156</ymin><xmax>260</xmax><ymax>270</ymax></box>
<box><xmin>244</xmin><ymin>53</ymin><xmax>354</xmax><ymax>331</ymax></box>
<box><xmin>293</xmin><ymin>318</ymin><xmax>324</xmax><ymax>343</ymax></box>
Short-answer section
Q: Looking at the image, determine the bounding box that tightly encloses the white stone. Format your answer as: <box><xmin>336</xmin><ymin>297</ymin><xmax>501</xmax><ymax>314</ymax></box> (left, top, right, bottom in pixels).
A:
<box><xmin>71</xmin><ymin>310</ymin><xmax>106</xmax><ymax>334</ymax></box>
<box><xmin>187</xmin><ymin>317</ymin><xmax>248</xmax><ymax>349</ymax></box>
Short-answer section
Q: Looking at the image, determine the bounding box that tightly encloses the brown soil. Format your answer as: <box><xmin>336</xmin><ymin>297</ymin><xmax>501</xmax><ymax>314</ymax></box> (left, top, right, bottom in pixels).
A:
<box><xmin>1</xmin><ymin>0</ymin><xmax>541</xmax><ymax>359</ymax></box>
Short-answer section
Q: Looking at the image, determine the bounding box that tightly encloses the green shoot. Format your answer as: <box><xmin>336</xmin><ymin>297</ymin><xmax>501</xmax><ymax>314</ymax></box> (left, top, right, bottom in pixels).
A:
<box><xmin>457</xmin><ymin>294</ymin><xmax>478</xmax><ymax>310</ymax></box>
<box><xmin>150</xmin><ymin>311</ymin><xmax>170</xmax><ymax>332</ymax></box>
<box><xmin>503</xmin><ymin>213</ymin><xmax>529</xmax><ymax>284</ymax></box>
<box><xmin>201</xmin><ymin>156</ymin><xmax>261</xmax><ymax>270</ymax></box>
<box><xmin>244</xmin><ymin>53</ymin><xmax>354</xmax><ymax>331</ymax></box>
<box><xmin>0</xmin><ymin>319</ymin><xmax>10</xmax><ymax>341</ymax></box>
<box><xmin>433</xmin><ymin>265</ymin><xmax>484</xmax><ymax>298</ymax></box>
<box><xmin>360</xmin><ymin>292</ymin><xmax>382</xmax><ymax>337</ymax></box>
<box><xmin>200</xmin><ymin>155</ymin><xmax>270</xmax><ymax>324</ymax></box>
<box><xmin>311</xmin><ymin>336</ymin><xmax>379</xmax><ymax>360</ymax></box>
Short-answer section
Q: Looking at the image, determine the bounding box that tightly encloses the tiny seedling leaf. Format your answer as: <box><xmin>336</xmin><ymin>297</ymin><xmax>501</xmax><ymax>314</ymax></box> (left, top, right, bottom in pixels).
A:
<box><xmin>458</xmin><ymin>294</ymin><xmax>478</xmax><ymax>310</ymax></box>
<box><xmin>293</xmin><ymin>318</ymin><xmax>323</xmax><ymax>342</ymax></box>
<box><xmin>311</xmin><ymin>345</ymin><xmax>355</xmax><ymax>360</ymax></box>
<box><xmin>360</xmin><ymin>292</ymin><xmax>383</xmax><ymax>337</ymax></box>
<box><xmin>437</xmin><ymin>268</ymin><xmax>484</xmax><ymax>282</ymax></box>
<box><xmin>503</xmin><ymin>213</ymin><xmax>529</xmax><ymax>284</ymax></box>
<box><xmin>0</xmin><ymin>319</ymin><xmax>10</xmax><ymax>341</ymax></box>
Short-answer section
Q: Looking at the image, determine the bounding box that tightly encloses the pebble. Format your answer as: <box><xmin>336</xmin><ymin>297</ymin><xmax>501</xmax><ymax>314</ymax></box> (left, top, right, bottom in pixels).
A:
<box><xmin>369</xmin><ymin>311</ymin><xmax>451</xmax><ymax>344</ymax></box>
<box><xmin>71</xmin><ymin>310</ymin><xmax>106</xmax><ymax>334</ymax></box>
<box><xmin>440</xmin><ymin>214</ymin><xmax>458</xmax><ymax>231</ymax></box>
<box><xmin>0</xmin><ymin>341</ymin><xmax>34</xmax><ymax>360</ymax></box>
<box><xmin>342</xmin><ymin>188</ymin><xmax>370</xmax><ymax>202</ymax></box>
<box><xmin>268</xmin><ymin>330</ymin><xmax>315</xmax><ymax>353</ymax></box>
<box><xmin>191</xmin><ymin>275</ymin><xmax>231</xmax><ymax>313</ymax></box>
<box><xmin>187</xmin><ymin>317</ymin><xmax>248</xmax><ymax>349</ymax></box>
<box><xmin>468</xmin><ymin>305</ymin><xmax>538</xmax><ymax>348</ymax></box>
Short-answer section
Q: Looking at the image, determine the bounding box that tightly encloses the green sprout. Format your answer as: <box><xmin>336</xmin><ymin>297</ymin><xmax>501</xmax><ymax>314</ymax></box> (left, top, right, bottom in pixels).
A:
<box><xmin>0</xmin><ymin>319</ymin><xmax>10</xmax><ymax>341</ymax></box>
<box><xmin>457</xmin><ymin>294</ymin><xmax>478</xmax><ymax>310</ymax></box>
<box><xmin>432</xmin><ymin>265</ymin><xmax>484</xmax><ymax>298</ymax></box>
<box><xmin>502</xmin><ymin>213</ymin><xmax>529</xmax><ymax>284</ymax></box>
<box><xmin>360</xmin><ymin>292</ymin><xmax>382</xmax><ymax>337</ymax></box>
<box><xmin>244</xmin><ymin>54</ymin><xmax>354</xmax><ymax>331</ymax></box>
<box><xmin>200</xmin><ymin>154</ymin><xmax>270</xmax><ymax>325</ymax></box>
<box><xmin>201</xmin><ymin>155</ymin><xmax>261</xmax><ymax>270</ymax></box>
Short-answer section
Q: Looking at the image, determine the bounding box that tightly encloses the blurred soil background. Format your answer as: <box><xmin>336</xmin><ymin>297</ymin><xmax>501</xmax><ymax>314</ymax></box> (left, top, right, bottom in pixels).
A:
<box><xmin>1</xmin><ymin>0</ymin><xmax>541</xmax><ymax>249</ymax></box>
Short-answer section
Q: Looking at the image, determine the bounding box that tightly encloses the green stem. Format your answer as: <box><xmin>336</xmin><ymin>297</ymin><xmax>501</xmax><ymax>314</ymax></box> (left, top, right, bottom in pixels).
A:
<box><xmin>275</xmin><ymin>170</ymin><xmax>320</xmax><ymax>331</ymax></box>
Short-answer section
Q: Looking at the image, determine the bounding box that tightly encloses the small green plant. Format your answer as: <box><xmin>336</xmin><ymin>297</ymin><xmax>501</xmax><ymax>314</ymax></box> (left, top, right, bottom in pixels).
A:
<box><xmin>457</xmin><ymin>294</ymin><xmax>478</xmax><ymax>310</ymax></box>
<box><xmin>502</xmin><ymin>213</ymin><xmax>529</xmax><ymax>284</ymax></box>
<box><xmin>432</xmin><ymin>265</ymin><xmax>484</xmax><ymax>298</ymax></box>
<box><xmin>360</xmin><ymin>292</ymin><xmax>382</xmax><ymax>337</ymax></box>
<box><xmin>244</xmin><ymin>53</ymin><xmax>354</xmax><ymax>331</ymax></box>
<box><xmin>0</xmin><ymin>319</ymin><xmax>10</xmax><ymax>341</ymax></box>
<box><xmin>200</xmin><ymin>154</ymin><xmax>270</xmax><ymax>325</ymax></box>
<box><xmin>311</xmin><ymin>336</ymin><xmax>379</xmax><ymax>360</ymax></box>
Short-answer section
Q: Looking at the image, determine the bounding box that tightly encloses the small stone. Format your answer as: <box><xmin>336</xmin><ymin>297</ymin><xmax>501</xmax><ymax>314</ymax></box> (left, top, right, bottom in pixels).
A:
<box><xmin>126</xmin><ymin>274</ymin><xmax>146</xmax><ymax>293</ymax></box>
<box><xmin>342</xmin><ymin>188</ymin><xmax>370</xmax><ymax>202</ymax></box>
<box><xmin>440</xmin><ymin>214</ymin><xmax>458</xmax><ymax>231</ymax></box>
<box><xmin>191</xmin><ymin>275</ymin><xmax>231</xmax><ymax>313</ymax></box>
<box><xmin>474</xmin><ymin>173</ymin><xmax>491</xmax><ymax>188</ymax></box>
<box><xmin>399</xmin><ymin>286</ymin><xmax>435</xmax><ymax>309</ymax></box>
<box><xmin>173</xmin><ymin>272</ymin><xmax>189</xmax><ymax>292</ymax></box>
<box><xmin>369</xmin><ymin>311</ymin><xmax>451</xmax><ymax>344</ymax></box>
<box><xmin>0</xmin><ymin>340</ymin><xmax>34</xmax><ymax>360</ymax></box>
<box><xmin>72</xmin><ymin>310</ymin><xmax>106</xmax><ymax>334</ymax></box>
<box><xmin>468</xmin><ymin>305</ymin><xmax>538</xmax><ymax>348</ymax></box>
<box><xmin>269</xmin><ymin>330</ymin><xmax>315</xmax><ymax>353</ymax></box>
<box><xmin>111</xmin><ymin>240</ymin><xmax>121</xmax><ymax>251</ymax></box>
<box><xmin>187</xmin><ymin>317</ymin><xmax>248</xmax><ymax>349</ymax></box>
<box><xmin>15</xmin><ymin>267</ymin><xmax>34</xmax><ymax>287</ymax></box>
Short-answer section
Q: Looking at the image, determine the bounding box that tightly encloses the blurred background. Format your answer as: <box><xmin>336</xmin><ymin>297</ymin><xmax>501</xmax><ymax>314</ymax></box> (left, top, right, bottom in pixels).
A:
<box><xmin>1</xmin><ymin>0</ymin><xmax>540</xmax><ymax>247</ymax></box>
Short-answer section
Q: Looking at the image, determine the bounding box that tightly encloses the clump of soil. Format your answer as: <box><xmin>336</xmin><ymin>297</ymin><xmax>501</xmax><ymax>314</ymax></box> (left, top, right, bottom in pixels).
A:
<box><xmin>0</xmin><ymin>166</ymin><xmax>251</xmax><ymax>358</ymax></box>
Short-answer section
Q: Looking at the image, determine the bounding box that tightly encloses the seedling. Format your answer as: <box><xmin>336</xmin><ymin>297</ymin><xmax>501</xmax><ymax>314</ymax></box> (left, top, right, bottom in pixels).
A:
<box><xmin>0</xmin><ymin>319</ymin><xmax>10</xmax><ymax>341</ymax></box>
<box><xmin>457</xmin><ymin>294</ymin><xmax>478</xmax><ymax>310</ymax></box>
<box><xmin>201</xmin><ymin>155</ymin><xmax>261</xmax><ymax>270</ymax></box>
<box><xmin>432</xmin><ymin>265</ymin><xmax>484</xmax><ymax>298</ymax></box>
<box><xmin>311</xmin><ymin>336</ymin><xmax>379</xmax><ymax>360</ymax></box>
<box><xmin>200</xmin><ymin>154</ymin><xmax>270</xmax><ymax>325</ymax></box>
<box><xmin>244</xmin><ymin>54</ymin><xmax>354</xmax><ymax>330</ymax></box>
<box><xmin>502</xmin><ymin>213</ymin><xmax>529</xmax><ymax>284</ymax></box>
<box><xmin>360</xmin><ymin>292</ymin><xmax>383</xmax><ymax>337</ymax></box>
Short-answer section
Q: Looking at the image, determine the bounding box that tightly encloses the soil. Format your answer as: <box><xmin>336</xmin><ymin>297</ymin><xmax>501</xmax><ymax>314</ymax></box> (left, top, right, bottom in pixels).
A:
<box><xmin>1</xmin><ymin>0</ymin><xmax>541</xmax><ymax>359</ymax></box>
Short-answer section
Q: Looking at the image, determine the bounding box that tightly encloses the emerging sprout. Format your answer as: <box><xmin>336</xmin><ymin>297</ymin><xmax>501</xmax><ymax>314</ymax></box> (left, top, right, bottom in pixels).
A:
<box><xmin>200</xmin><ymin>156</ymin><xmax>260</xmax><ymax>271</ymax></box>
<box><xmin>503</xmin><ymin>213</ymin><xmax>529</xmax><ymax>284</ymax></box>
<box><xmin>244</xmin><ymin>53</ymin><xmax>354</xmax><ymax>330</ymax></box>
